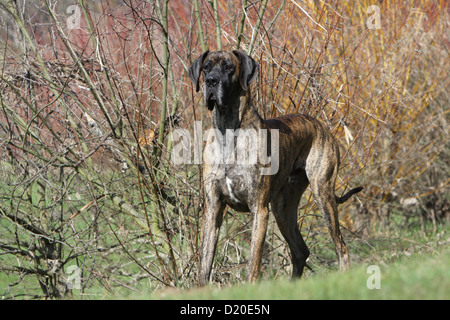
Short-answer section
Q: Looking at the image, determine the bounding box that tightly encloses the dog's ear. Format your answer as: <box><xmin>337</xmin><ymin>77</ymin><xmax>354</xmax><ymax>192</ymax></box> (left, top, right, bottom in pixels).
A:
<box><xmin>188</xmin><ymin>51</ymin><xmax>209</xmax><ymax>92</ymax></box>
<box><xmin>233</xmin><ymin>50</ymin><xmax>259</xmax><ymax>91</ymax></box>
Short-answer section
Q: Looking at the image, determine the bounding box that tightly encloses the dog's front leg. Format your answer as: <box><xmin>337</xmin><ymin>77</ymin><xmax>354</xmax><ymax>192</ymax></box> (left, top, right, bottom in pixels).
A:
<box><xmin>198</xmin><ymin>189</ymin><xmax>226</xmax><ymax>286</ymax></box>
<box><xmin>247</xmin><ymin>206</ymin><xmax>269</xmax><ymax>282</ymax></box>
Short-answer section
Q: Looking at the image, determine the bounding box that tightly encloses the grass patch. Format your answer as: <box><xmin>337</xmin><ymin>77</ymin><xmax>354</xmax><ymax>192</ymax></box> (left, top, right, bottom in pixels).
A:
<box><xmin>151</xmin><ymin>248</ymin><xmax>449</xmax><ymax>300</ymax></box>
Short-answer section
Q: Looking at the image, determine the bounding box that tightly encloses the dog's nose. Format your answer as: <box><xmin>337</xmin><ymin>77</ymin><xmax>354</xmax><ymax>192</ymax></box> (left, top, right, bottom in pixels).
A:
<box><xmin>206</xmin><ymin>74</ymin><xmax>219</xmax><ymax>87</ymax></box>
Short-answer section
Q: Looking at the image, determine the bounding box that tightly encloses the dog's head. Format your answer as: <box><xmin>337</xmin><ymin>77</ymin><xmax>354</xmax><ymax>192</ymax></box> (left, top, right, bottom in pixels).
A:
<box><xmin>188</xmin><ymin>50</ymin><xmax>259</xmax><ymax>111</ymax></box>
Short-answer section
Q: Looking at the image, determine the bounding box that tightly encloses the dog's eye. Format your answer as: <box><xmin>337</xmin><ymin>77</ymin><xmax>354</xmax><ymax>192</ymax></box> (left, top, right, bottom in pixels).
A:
<box><xmin>225</xmin><ymin>64</ymin><xmax>233</xmax><ymax>72</ymax></box>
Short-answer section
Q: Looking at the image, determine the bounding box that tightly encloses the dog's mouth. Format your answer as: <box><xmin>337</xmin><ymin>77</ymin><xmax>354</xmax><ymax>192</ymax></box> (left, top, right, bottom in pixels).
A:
<box><xmin>206</xmin><ymin>92</ymin><xmax>217</xmax><ymax>111</ymax></box>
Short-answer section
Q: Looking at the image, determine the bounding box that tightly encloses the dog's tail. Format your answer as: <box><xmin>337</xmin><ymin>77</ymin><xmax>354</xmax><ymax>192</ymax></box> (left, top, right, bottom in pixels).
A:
<box><xmin>335</xmin><ymin>187</ymin><xmax>363</xmax><ymax>204</ymax></box>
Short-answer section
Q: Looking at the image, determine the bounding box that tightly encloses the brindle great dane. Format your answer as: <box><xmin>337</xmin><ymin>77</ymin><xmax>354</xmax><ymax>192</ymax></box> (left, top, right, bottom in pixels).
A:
<box><xmin>189</xmin><ymin>50</ymin><xmax>362</xmax><ymax>286</ymax></box>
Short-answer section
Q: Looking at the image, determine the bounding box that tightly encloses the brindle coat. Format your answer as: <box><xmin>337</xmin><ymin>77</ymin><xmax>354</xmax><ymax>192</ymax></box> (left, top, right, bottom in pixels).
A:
<box><xmin>189</xmin><ymin>50</ymin><xmax>362</xmax><ymax>285</ymax></box>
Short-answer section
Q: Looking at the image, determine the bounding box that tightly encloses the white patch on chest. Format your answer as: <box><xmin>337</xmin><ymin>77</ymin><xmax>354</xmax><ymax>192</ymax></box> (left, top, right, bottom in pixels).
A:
<box><xmin>226</xmin><ymin>177</ymin><xmax>239</xmax><ymax>203</ymax></box>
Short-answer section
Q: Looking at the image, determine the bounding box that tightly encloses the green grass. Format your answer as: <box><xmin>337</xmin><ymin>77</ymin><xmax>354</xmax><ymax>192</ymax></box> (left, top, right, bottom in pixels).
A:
<box><xmin>151</xmin><ymin>248</ymin><xmax>449</xmax><ymax>300</ymax></box>
<box><xmin>1</xmin><ymin>167</ymin><xmax>448</xmax><ymax>301</ymax></box>
<box><xmin>66</xmin><ymin>222</ymin><xmax>448</xmax><ymax>300</ymax></box>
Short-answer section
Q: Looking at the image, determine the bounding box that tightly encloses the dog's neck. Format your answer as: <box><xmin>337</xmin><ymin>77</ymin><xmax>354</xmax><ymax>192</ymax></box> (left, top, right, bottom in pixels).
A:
<box><xmin>212</xmin><ymin>91</ymin><xmax>263</xmax><ymax>134</ymax></box>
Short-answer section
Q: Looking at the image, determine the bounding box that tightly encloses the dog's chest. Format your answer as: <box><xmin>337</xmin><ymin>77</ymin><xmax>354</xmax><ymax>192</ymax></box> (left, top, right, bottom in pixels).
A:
<box><xmin>215</xmin><ymin>166</ymin><xmax>261</xmax><ymax>212</ymax></box>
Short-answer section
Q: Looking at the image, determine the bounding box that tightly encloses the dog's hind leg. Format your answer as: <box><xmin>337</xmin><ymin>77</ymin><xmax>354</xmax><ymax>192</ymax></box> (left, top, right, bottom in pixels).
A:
<box><xmin>308</xmin><ymin>165</ymin><xmax>350</xmax><ymax>271</ymax></box>
<box><xmin>271</xmin><ymin>171</ymin><xmax>310</xmax><ymax>278</ymax></box>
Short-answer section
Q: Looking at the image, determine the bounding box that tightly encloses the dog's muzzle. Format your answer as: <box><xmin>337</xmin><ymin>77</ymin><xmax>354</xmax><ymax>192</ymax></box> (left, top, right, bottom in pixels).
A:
<box><xmin>205</xmin><ymin>73</ymin><xmax>221</xmax><ymax>111</ymax></box>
